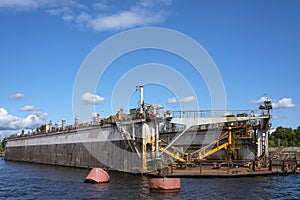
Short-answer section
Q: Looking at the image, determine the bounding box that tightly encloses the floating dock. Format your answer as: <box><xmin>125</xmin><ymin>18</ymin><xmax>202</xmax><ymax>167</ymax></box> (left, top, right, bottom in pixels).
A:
<box><xmin>4</xmin><ymin>87</ymin><xmax>285</xmax><ymax>178</ymax></box>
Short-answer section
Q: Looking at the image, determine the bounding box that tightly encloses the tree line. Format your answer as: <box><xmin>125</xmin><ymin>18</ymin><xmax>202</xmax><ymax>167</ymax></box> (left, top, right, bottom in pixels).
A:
<box><xmin>269</xmin><ymin>126</ymin><xmax>300</xmax><ymax>147</ymax></box>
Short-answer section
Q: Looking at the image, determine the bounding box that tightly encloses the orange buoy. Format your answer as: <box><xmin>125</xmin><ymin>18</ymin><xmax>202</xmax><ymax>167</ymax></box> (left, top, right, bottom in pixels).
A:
<box><xmin>84</xmin><ymin>168</ymin><xmax>110</xmax><ymax>183</ymax></box>
<box><xmin>149</xmin><ymin>177</ymin><xmax>180</xmax><ymax>192</ymax></box>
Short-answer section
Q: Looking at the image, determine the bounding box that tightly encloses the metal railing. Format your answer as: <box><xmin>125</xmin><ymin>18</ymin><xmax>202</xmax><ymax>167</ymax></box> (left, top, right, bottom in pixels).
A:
<box><xmin>171</xmin><ymin>110</ymin><xmax>256</xmax><ymax>118</ymax></box>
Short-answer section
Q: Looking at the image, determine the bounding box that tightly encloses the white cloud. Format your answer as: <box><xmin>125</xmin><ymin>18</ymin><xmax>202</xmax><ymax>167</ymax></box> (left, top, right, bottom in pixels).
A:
<box><xmin>138</xmin><ymin>0</ymin><xmax>173</xmax><ymax>8</ymax></box>
<box><xmin>93</xmin><ymin>3</ymin><xmax>109</xmax><ymax>11</ymax></box>
<box><xmin>76</xmin><ymin>12</ymin><xmax>92</xmax><ymax>27</ymax></box>
<box><xmin>252</xmin><ymin>97</ymin><xmax>296</xmax><ymax>109</ymax></box>
<box><xmin>272</xmin><ymin>115</ymin><xmax>284</xmax><ymax>119</ymax></box>
<box><xmin>87</xmin><ymin>9</ymin><xmax>164</xmax><ymax>31</ymax></box>
<box><xmin>0</xmin><ymin>0</ymin><xmax>38</xmax><ymax>10</ymax></box>
<box><xmin>0</xmin><ymin>0</ymin><xmax>172</xmax><ymax>32</ymax></box>
<box><xmin>167</xmin><ymin>97</ymin><xmax>177</xmax><ymax>104</ymax></box>
<box><xmin>0</xmin><ymin>107</ymin><xmax>47</xmax><ymax>130</ymax></box>
<box><xmin>160</xmin><ymin>0</ymin><xmax>173</xmax><ymax>6</ymax></box>
<box><xmin>19</xmin><ymin>105</ymin><xmax>39</xmax><ymax>112</ymax></box>
<box><xmin>0</xmin><ymin>130</ymin><xmax>18</xmax><ymax>140</ymax></box>
<box><xmin>252</xmin><ymin>96</ymin><xmax>268</xmax><ymax>105</ymax></box>
<box><xmin>272</xmin><ymin>98</ymin><xmax>296</xmax><ymax>109</ymax></box>
<box><xmin>81</xmin><ymin>92</ymin><xmax>105</xmax><ymax>104</ymax></box>
<box><xmin>8</xmin><ymin>93</ymin><xmax>24</xmax><ymax>100</ymax></box>
<box><xmin>46</xmin><ymin>8</ymin><xmax>61</xmax><ymax>15</ymax></box>
<box><xmin>62</xmin><ymin>14</ymin><xmax>74</xmax><ymax>22</ymax></box>
<box><xmin>167</xmin><ymin>96</ymin><xmax>196</xmax><ymax>104</ymax></box>
<box><xmin>179</xmin><ymin>96</ymin><xmax>196</xmax><ymax>103</ymax></box>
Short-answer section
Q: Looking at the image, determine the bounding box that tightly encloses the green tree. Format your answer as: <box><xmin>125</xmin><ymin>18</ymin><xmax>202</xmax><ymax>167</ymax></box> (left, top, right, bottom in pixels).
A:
<box><xmin>0</xmin><ymin>137</ymin><xmax>6</xmax><ymax>152</ymax></box>
<box><xmin>269</xmin><ymin>126</ymin><xmax>299</xmax><ymax>147</ymax></box>
<box><xmin>294</xmin><ymin>126</ymin><xmax>300</xmax><ymax>146</ymax></box>
<box><xmin>268</xmin><ymin>138</ymin><xmax>276</xmax><ymax>147</ymax></box>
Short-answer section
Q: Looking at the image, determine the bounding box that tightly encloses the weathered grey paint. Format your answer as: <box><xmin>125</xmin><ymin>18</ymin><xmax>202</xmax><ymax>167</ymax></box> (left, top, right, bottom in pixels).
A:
<box><xmin>5</xmin><ymin>141</ymin><xmax>144</xmax><ymax>173</ymax></box>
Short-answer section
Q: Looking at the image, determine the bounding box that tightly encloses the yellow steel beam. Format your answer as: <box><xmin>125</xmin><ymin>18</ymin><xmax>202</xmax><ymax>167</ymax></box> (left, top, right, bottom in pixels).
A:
<box><xmin>160</xmin><ymin>138</ymin><xmax>185</xmax><ymax>155</ymax></box>
<box><xmin>199</xmin><ymin>142</ymin><xmax>230</xmax><ymax>159</ymax></box>
<box><xmin>158</xmin><ymin>146</ymin><xmax>186</xmax><ymax>163</ymax></box>
<box><xmin>191</xmin><ymin>131</ymin><xmax>228</xmax><ymax>156</ymax></box>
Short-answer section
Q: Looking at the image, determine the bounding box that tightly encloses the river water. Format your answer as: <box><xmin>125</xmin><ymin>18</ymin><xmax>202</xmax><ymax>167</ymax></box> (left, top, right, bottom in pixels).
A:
<box><xmin>0</xmin><ymin>158</ymin><xmax>299</xmax><ymax>199</ymax></box>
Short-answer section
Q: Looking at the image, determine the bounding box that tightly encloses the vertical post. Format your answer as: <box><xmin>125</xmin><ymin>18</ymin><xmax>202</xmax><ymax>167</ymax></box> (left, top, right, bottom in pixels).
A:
<box><xmin>136</xmin><ymin>86</ymin><xmax>144</xmax><ymax>114</ymax></box>
<box><xmin>228</xmin><ymin>126</ymin><xmax>235</xmax><ymax>158</ymax></box>
<box><xmin>74</xmin><ymin>116</ymin><xmax>78</xmax><ymax>128</ymax></box>
<box><xmin>199</xmin><ymin>161</ymin><xmax>202</xmax><ymax>174</ymax></box>
<box><xmin>62</xmin><ymin>118</ymin><xmax>66</xmax><ymax>131</ymax></box>
<box><xmin>132</xmin><ymin>123</ymin><xmax>135</xmax><ymax>139</ymax></box>
<box><xmin>49</xmin><ymin>120</ymin><xmax>53</xmax><ymax>133</ymax></box>
<box><xmin>281</xmin><ymin>160</ymin><xmax>285</xmax><ymax>172</ymax></box>
<box><xmin>155</xmin><ymin>117</ymin><xmax>159</xmax><ymax>158</ymax></box>
<box><xmin>265</xmin><ymin>130</ymin><xmax>269</xmax><ymax>158</ymax></box>
<box><xmin>264</xmin><ymin>98</ymin><xmax>272</xmax><ymax>157</ymax></box>
<box><xmin>140</xmin><ymin>86</ymin><xmax>144</xmax><ymax>107</ymax></box>
<box><xmin>227</xmin><ymin>159</ymin><xmax>230</xmax><ymax>174</ymax></box>
<box><xmin>228</xmin><ymin>127</ymin><xmax>232</xmax><ymax>145</ymax></box>
<box><xmin>293</xmin><ymin>160</ymin><xmax>297</xmax><ymax>174</ymax></box>
<box><xmin>142</xmin><ymin>123</ymin><xmax>146</xmax><ymax>172</ymax></box>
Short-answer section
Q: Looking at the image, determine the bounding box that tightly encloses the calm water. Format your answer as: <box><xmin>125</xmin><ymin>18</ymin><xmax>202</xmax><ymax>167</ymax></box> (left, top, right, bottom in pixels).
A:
<box><xmin>0</xmin><ymin>158</ymin><xmax>299</xmax><ymax>200</ymax></box>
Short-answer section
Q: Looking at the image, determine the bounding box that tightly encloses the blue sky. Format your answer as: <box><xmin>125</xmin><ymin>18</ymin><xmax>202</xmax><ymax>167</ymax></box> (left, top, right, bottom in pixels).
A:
<box><xmin>0</xmin><ymin>0</ymin><xmax>300</xmax><ymax>139</ymax></box>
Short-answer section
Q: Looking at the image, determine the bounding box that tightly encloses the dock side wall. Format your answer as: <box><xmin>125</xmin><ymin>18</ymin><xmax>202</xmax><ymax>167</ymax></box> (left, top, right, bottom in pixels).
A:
<box><xmin>5</xmin><ymin>140</ymin><xmax>143</xmax><ymax>173</ymax></box>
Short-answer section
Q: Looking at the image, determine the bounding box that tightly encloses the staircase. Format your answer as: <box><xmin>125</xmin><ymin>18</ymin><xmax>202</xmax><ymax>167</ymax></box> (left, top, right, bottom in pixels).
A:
<box><xmin>116</xmin><ymin>122</ymin><xmax>141</xmax><ymax>157</ymax></box>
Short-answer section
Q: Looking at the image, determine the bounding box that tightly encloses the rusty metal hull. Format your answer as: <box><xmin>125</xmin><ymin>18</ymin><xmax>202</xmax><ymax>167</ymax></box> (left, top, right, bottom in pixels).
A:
<box><xmin>5</xmin><ymin>126</ymin><xmax>144</xmax><ymax>173</ymax></box>
<box><xmin>5</xmin><ymin>140</ymin><xmax>143</xmax><ymax>172</ymax></box>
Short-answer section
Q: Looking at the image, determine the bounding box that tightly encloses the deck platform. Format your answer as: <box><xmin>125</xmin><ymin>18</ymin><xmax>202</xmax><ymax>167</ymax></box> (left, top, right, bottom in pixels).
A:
<box><xmin>147</xmin><ymin>165</ymin><xmax>298</xmax><ymax>178</ymax></box>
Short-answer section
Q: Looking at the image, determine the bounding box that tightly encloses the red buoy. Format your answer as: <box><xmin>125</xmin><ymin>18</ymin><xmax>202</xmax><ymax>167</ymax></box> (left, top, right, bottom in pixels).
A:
<box><xmin>149</xmin><ymin>177</ymin><xmax>180</xmax><ymax>192</ymax></box>
<box><xmin>84</xmin><ymin>168</ymin><xmax>110</xmax><ymax>183</ymax></box>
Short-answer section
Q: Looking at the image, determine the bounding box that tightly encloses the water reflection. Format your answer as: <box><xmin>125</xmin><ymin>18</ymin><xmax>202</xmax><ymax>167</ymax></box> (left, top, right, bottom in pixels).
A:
<box><xmin>0</xmin><ymin>160</ymin><xmax>299</xmax><ymax>199</ymax></box>
<box><xmin>151</xmin><ymin>192</ymin><xmax>181</xmax><ymax>200</ymax></box>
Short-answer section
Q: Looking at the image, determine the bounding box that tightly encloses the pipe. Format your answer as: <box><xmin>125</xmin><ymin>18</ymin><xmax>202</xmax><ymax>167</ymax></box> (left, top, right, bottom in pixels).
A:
<box><xmin>136</xmin><ymin>86</ymin><xmax>144</xmax><ymax>114</ymax></box>
<box><xmin>62</xmin><ymin>118</ymin><xmax>66</xmax><ymax>131</ymax></box>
